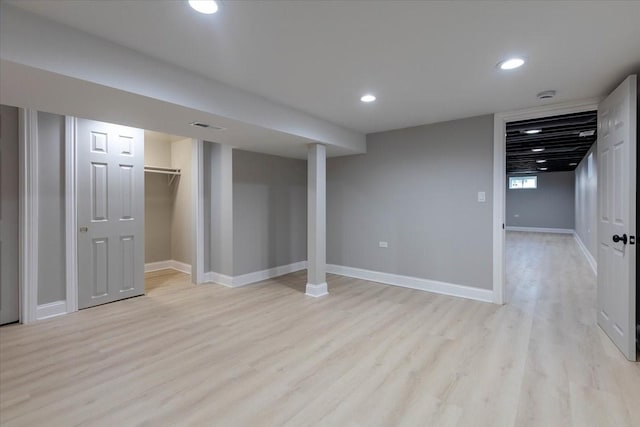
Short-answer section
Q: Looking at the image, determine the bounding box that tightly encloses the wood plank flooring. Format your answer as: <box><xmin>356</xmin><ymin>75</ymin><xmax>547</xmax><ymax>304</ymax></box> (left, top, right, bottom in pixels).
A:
<box><xmin>1</xmin><ymin>232</ymin><xmax>638</xmax><ymax>426</ymax></box>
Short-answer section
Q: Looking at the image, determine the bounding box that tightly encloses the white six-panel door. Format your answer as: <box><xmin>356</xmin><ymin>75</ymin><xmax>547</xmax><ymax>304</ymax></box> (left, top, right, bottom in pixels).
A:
<box><xmin>0</xmin><ymin>105</ymin><xmax>20</xmax><ymax>324</ymax></box>
<box><xmin>597</xmin><ymin>75</ymin><xmax>637</xmax><ymax>361</ymax></box>
<box><xmin>77</xmin><ymin>119</ymin><xmax>144</xmax><ymax>309</ymax></box>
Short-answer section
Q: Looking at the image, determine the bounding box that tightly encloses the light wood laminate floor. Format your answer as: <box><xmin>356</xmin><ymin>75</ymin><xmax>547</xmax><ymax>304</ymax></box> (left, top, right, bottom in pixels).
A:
<box><xmin>1</xmin><ymin>232</ymin><xmax>639</xmax><ymax>426</ymax></box>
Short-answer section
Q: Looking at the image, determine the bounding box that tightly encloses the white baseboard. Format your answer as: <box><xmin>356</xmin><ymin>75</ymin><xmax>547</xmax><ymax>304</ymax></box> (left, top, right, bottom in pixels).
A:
<box><xmin>506</xmin><ymin>226</ymin><xmax>574</xmax><ymax>234</ymax></box>
<box><xmin>306</xmin><ymin>282</ymin><xmax>328</xmax><ymax>297</ymax></box>
<box><xmin>36</xmin><ymin>300</ymin><xmax>67</xmax><ymax>320</ymax></box>
<box><xmin>326</xmin><ymin>264</ymin><xmax>493</xmax><ymax>303</ymax></box>
<box><xmin>204</xmin><ymin>261</ymin><xmax>307</xmax><ymax>288</ymax></box>
<box><xmin>145</xmin><ymin>260</ymin><xmax>192</xmax><ymax>274</ymax></box>
<box><xmin>203</xmin><ymin>271</ymin><xmax>234</xmax><ymax>287</ymax></box>
<box><xmin>573</xmin><ymin>232</ymin><xmax>597</xmax><ymax>275</ymax></box>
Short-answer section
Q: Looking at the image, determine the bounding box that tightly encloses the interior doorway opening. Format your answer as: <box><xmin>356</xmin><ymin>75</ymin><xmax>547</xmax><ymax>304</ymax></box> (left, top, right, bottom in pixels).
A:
<box><xmin>143</xmin><ymin>131</ymin><xmax>194</xmax><ymax>293</ymax></box>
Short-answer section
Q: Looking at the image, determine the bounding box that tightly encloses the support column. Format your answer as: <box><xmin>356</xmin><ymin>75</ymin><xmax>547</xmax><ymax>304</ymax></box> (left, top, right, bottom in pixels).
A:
<box><xmin>306</xmin><ymin>143</ymin><xmax>328</xmax><ymax>297</ymax></box>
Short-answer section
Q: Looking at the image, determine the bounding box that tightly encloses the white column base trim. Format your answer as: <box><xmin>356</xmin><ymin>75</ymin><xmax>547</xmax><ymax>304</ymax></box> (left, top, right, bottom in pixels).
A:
<box><xmin>327</xmin><ymin>264</ymin><xmax>493</xmax><ymax>303</ymax></box>
<box><xmin>305</xmin><ymin>282</ymin><xmax>328</xmax><ymax>297</ymax></box>
<box><xmin>145</xmin><ymin>260</ymin><xmax>192</xmax><ymax>274</ymax></box>
<box><xmin>203</xmin><ymin>261</ymin><xmax>308</xmax><ymax>288</ymax></box>
<box><xmin>506</xmin><ymin>226</ymin><xmax>574</xmax><ymax>234</ymax></box>
<box><xmin>573</xmin><ymin>232</ymin><xmax>597</xmax><ymax>275</ymax></box>
<box><xmin>36</xmin><ymin>300</ymin><xmax>67</xmax><ymax>320</ymax></box>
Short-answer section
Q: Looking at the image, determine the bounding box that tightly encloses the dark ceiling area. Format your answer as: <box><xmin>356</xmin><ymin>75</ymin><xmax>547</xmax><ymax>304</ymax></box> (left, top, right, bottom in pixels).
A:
<box><xmin>506</xmin><ymin>110</ymin><xmax>597</xmax><ymax>174</ymax></box>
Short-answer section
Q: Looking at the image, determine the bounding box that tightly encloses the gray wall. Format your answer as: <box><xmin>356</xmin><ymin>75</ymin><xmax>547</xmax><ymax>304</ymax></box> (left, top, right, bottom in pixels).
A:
<box><xmin>327</xmin><ymin>115</ymin><xmax>494</xmax><ymax>290</ymax></box>
<box><xmin>233</xmin><ymin>149</ymin><xmax>307</xmax><ymax>275</ymax></box>
<box><xmin>171</xmin><ymin>139</ymin><xmax>192</xmax><ymax>265</ymax></box>
<box><xmin>144</xmin><ymin>173</ymin><xmax>172</xmax><ymax>263</ymax></box>
<box><xmin>204</xmin><ymin>141</ymin><xmax>233</xmax><ymax>276</ymax></box>
<box><xmin>575</xmin><ymin>144</ymin><xmax>597</xmax><ymax>258</ymax></box>
<box><xmin>37</xmin><ymin>112</ymin><xmax>66</xmax><ymax>304</ymax></box>
<box><xmin>506</xmin><ymin>171</ymin><xmax>575</xmax><ymax>230</ymax></box>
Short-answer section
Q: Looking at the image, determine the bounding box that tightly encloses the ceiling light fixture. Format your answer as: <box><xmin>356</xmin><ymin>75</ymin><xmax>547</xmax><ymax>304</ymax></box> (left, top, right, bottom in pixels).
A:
<box><xmin>189</xmin><ymin>0</ymin><xmax>219</xmax><ymax>14</ymax></box>
<box><xmin>360</xmin><ymin>94</ymin><xmax>376</xmax><ymax>103</ymax></box>
<box><xmin>539</xmin><ymin>167</ymin><xmax>548</xmax><ymax>171</ymax></box>
<box><xmin>524</xmin><ymin>129</ymin><xmax>542</xmax><ymax>134</ymax></box>
<box><xmin>536</xmin><ymin>159</ymin><xmax>547</xmax><ymax>163</ymax></box>
<box><xmin>531</xmin><ymin>148</ymin><xmax>545</xmax><ymax>152</ymax></box>
<box><xmin>497</xmin><ymin>57</ymin><xmax>525</xmax><ymax>70</ymax></box>
<box><xmin>569</xmin><ymin>162</ymin><xmax>578</xmax><ymax>166</ymax></box>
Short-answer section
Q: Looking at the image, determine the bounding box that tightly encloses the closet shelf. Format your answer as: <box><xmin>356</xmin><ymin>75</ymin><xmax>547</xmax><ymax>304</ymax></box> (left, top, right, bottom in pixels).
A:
<box><xmin>144</xmin><ymin>165</ymin><xmax>181</xmax><ymax>185</ymax></box>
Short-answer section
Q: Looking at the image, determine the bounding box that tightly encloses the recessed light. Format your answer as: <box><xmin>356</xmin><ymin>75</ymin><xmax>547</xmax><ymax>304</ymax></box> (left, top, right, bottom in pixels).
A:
<box><xmin>536</xmin><ymin>159</ymin><xmax>547</xmax><ymax>163</ymax></box>
<box><xmin>189</xmin><ymin>0</ymin><xmax>218</xmax><ymax>14</ymax></box>
<box><xmin>539</xmin><ymin>167</ymin><xmax>548</xmax><ymax>171</ymax></box>
<box><xmin>569</xmin><ymin>162</ymin><xmax>578</xmax><ymax>166</ymax></box>
<box><xmin>361</xmin><ymin>94</ymin><xmax>376</xmax><ymax>103</ymax></box>
<box><xmin>531</xmin><ymin>148</ymin><xmax>545</xmax><ymax>152</ymax></box>
<box><xmin>537</xmin><ymin>90</ymin><xmax>556</xmax><ymax>100</ymax></box>
<box><xmin>497</xmin><ymin>57</ymin><xmax>525</xmax><ymax>70</ymax></box>
<box><xmin>524</xmin><ymin>129</ymin><xmax>542</xmax><ymax>134</ymax></box>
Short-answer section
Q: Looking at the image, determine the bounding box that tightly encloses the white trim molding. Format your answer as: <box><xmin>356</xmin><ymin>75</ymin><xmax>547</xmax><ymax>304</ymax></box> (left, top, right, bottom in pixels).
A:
<box><xmin>305</xmin><ymin>282</ymin><xmax>328</xmax><ymax>298</ymax></box>
<box><xmin>19</xmin><ymin>108</ymin><xmax>38</xmax><ymax>324</ymax></box>
<box><xmin>203</xmin><ymin>261</ymin><xmax>308</xmax><ymax>288</ymax></box>
<box><xmin>574</xmin><ymin>233</ymin><xmax>597</xmax><ymax>275</ymax></box>
<box><xmin>506</xmin><ymin>226</ymin><xmax>574</xmax><ymax>234</ymax></box>
<box><xmin>493</xmin><ymin>97</ymin><xmax>600</xmax><ymax>305</ymax></box>
<box><xmin>145</xmin><ymin>260</ymin><xmax>192</xmax><ymax>274</ymax></box>
<box><xmin>234</xmin><ymin>261</ymin><xmax>307</xmax><ymax>287</ymax></box>
<box><xmin>36</xmin><ymin>300</ymin><xmax>67</xmax><ymax>320</ymax></box>
<box><xmin>65</xmin><ymin>116</ymin><xmax>78</xmax><ymax>314</ymax></box>
<box><xmin>203</xmin><ymin>271</ymin><xmax>234</xmax><ymax>287</ymax></box>
<box><xmin>327</xmin><ymin>264</ymin><xmax>494</xmax><ymax>303</ymax></box>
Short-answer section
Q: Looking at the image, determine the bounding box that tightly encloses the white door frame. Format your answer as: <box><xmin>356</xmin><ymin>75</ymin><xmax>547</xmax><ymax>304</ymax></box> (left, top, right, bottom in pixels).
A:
<box><xmin>18</xmin><ymin>108</ymin><xmax>38</xmax><ymax>323</ymax></box>
<box><xmin>65</xmin><ymin>117</ymin><xmax>78</xmax><ymax>314</ymax></box>
<box><xmin>492</xmin><ymin>98</ymin><xmax>601</xmax><ymax>304</ymax></box>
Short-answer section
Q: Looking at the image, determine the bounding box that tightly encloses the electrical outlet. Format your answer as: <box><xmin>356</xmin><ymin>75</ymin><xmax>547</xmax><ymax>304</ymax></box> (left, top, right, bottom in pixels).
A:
<box><xmin>379</xmin><ymin>241</ymin><xmax>388</xmax><ymax>248</ymax></box>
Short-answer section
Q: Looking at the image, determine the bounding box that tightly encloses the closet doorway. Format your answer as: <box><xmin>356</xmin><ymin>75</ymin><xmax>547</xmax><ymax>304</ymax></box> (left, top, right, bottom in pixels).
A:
<box><xmin>143</xmin><ymin>131</ymin><xmax>194</xmax><ymax>292</ymax></box>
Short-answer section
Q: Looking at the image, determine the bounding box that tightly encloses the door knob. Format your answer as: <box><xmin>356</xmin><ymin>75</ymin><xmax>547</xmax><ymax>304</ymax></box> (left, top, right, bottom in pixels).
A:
<box><xmin>612</xmin><ymin>234</ymin><xmax>628</xmax><ymax>244</ymax></box>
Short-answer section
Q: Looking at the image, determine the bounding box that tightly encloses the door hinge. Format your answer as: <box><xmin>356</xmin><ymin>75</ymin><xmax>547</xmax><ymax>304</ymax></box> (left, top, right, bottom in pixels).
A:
<box><xmin>502</xmin><ymin>223</ymin><xmax>505</xmax><ymax>230</ymax></box>
<box><xmin>630</xmin><ymin>235</ymin><xmax>636</xmax><ymax>245</ymax></box>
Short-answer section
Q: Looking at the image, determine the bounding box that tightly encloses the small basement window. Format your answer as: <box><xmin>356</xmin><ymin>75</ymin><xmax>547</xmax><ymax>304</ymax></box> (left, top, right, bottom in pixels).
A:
<box><xmin>509</xmin><ymin>176</ymin><xmax>537</xmax><ymax>189</ymax></box>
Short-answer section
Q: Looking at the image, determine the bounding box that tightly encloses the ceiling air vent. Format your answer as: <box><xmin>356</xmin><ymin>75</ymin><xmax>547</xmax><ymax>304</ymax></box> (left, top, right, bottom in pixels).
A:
<box><xmin>189</xmin><ymin>121</ymin><xmax>226</xmax><ymax>130</ymax></box>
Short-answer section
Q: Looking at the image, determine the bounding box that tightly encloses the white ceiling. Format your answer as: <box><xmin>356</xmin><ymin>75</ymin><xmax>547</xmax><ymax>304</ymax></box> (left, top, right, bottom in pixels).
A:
<box><xmin>7</xmin><ymin>0</ymin><xmax>640</xmax><ymax>134</ymax></box>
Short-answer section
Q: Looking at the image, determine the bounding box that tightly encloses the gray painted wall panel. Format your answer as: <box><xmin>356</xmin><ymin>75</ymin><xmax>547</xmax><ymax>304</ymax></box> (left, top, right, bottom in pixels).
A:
<box><xmin>574</xmin><ymin>145</ymin><xmax>597</xmax><ymax>258</ymax></box>
<box><xmin>232</xmin><ymin>150</ymin><xmax>307</xmax><ymax>276</ymax></box>
<box><xmin>327</xmin><ymin>115</ymin><xmax>494</xmax><ymax>290</ymax></box>
<box><xmin>204</xmin><ymin>141</ymin><xmax>233</xmax><ymax>276</ymax></box>
<box><xmin>506</xmin><ymin>171</ymin><xmax>575</xmax><ymax>229</ymax></box>
<box><xmin>37</xmin><ymin>112</ymin><xmax>66</xmax><ymax>304</ymax></box>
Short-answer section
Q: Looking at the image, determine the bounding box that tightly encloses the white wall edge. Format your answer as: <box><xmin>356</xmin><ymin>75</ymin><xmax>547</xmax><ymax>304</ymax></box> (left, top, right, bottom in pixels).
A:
<box><xmin>36</xmin><ymin>300</ymin><xmax>67</xmax><ymax>320</ymax></box>
<box><xmin>573</xmin><ymin>232</ymin><xmax>597</xmax><ymax>275</ymax></box>
<box><xmin>327</xmin><ymin>264</ymin><xmax>494</xmax><ymax>303</ymax></box>
<box><xmin>192</xmin><ymin>139</ymin><xmax>205</xmax><ymax>284</ymax></box>
<box><xmin>506</xmin><ymin>226</ymin><xmax>575</xmax><ymax>234</ymax></box>
<box><xmin>145</xmin><ymin>260</ymin><xmax>192</xmax><ymax>274</ymax></box>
